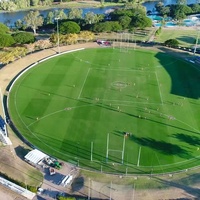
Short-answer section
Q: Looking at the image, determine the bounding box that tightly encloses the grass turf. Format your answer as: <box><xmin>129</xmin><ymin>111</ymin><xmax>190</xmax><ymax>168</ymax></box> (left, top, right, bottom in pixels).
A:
<box><xmin>154</xmin><ymin>28</ymin><xmax>200</xmax><ymax>48</ymax></box>
<box><xmin>8</xmin><ymin>48</ymin><xmax>200</xmax><ymax>174</ymax></box>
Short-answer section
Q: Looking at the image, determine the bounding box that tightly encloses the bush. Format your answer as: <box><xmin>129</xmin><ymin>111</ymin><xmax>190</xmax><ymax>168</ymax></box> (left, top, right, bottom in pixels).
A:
<box><xmin>155</xmin><ymin>27</ymin><xmax>162</xmax><ymax>36</ymax></box>
<box><xmin>0</xmin><ymin>23</ymin><xmax>9</xmax><ymax>34</ymax></box>
<box><xmin>12</xmin><ymin>32</ymin><xmax>35</xmax><ymax>44</ymax></box>
<box><xmin>0</xmin><ymin>47</ymin><xmax>27</xmax><ymax>64</ymax></box>
<box><xmin>164</xmin><ymin>39</ymin><xmax>179</xmax><ymax>48</ymax></box>
<box><xmin>59</xmin><ymin>21</ymin><xmax>80</xmax><ymax>34</ymax></box>
<box><xmin>0</xmin><ymin>171</ymin><xmax>37</xmax><ymax>193</ymax></box>
<box><xmin>0</xmin><ymin>34</ymin><xmax>15</xmax><ymax>48</ymax></box>
<box><xmin>27</xmin><ymin>185</ymin><xmax>37</xmax><ymax>193</ymax></box>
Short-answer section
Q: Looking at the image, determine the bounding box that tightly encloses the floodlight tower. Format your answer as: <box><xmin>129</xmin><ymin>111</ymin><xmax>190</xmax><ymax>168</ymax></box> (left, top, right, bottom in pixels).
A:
<box><xmin>193</xmin><ymin>30</ymin><xmax>200</xmax><ymax>56</ymax></box>
<box><xmin>193</xmin><ymin>20</ymin><xmax>200</xmax><ymax>56</ymax></box>
<box><xmin>55</xmin><ymin>17</ymin><xmax>60</xmax><ymax>54</ymax></box>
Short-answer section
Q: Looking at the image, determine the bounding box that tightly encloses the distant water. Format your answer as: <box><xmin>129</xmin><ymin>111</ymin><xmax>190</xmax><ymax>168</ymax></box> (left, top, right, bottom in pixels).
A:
<box><xmin>0</xmin><ymin>0</ymin><xmax>197</xmax><ymax>25</ymax></box>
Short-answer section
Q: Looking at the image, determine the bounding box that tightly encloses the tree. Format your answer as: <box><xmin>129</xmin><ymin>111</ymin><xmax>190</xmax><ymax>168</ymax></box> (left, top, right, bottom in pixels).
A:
<box><xmin>30</xmin><ymin>0</ymin><xmax>39</xmax><ymax>6</ymax></box>
<box><xmin>170</xmin><ymin>5</ymin><xmax>187</xmax><ymax>20</ymax></box>
<box><xmin>59</xmin><ymin>21</ymin><xmax>80</xmax><ymax>34</ymax></box>
<box><xmin>15</xmin><ymin>19</ymin><xmax>26</xmax><ymax>30</ymax></box>
<box><xmin>100</xmin><ymin>0</ymin><xmax>104</xmax><ymax>6</ymax></box>
<box><xmin>0</xmin><ymin>23</ymin><xmax>9</xmax><ymax>34</ymax></box>
<box><xmin>190</xmin><ymin>4</ymin><xmax>200</xmax><ymax>13</ymax></box>
<box><xmin>45</xmin><ymin>11</ymin><xmax>54</xmax><ymax>24</ymax></box>
<box><xmin>14</xmin><ymin>0</ymin><xmax>30</xmax><ymax>9</ymax></box>
<box><xmin>119</xmin><ymin>15</ymin><xmax>132</xmax><ymax>29</ymax></box>
<box><xmin>12</xmin><ymin>32</ymin><xmax>35</xmax><ymax>44</ymax></box>
<box><xmin>164</xmin><ymin>39</ymin><xmax>179</xmax><ymax>47</ymax></box>
<box><xmin>39</xmin><ymin>0</ymin><xmax>53</xmax><ymax>6</ymax></box>
<box><xmin>92</xmin><ymin>21</ymin><xmax>122</xmax><ymax>33</ymax></box>
<box><xmin>109</xmin><ymin>21</ymin><xmax>122</xmax><ymax>32</ymax></box>
<box><xmin>131</xmin><ymin>15</ymin><xmax>152</xmax><ymax>29</ymax></box>
<box><xmin>24</xmin><ymin>10</ymin><xmax>44</xmax><ymax>34</ymax></box>
<box><xmin>0</xmin><ymin>0</ymin><xmax>17</xmax><ymax>11</ymax></box>
<box><xmin>84</xmin><ymin>12</ymin><xmax>100</xmax><ymax>25</ymax></box>
<box><xmin>160</xmin><ymin>6</ymin><xmax>170</xmax><ymax>16</ymax></box>
<box><xmin>54</xmin><ymin>9</ymin><xmax>67</xmax><ymax>20</ymax></box>
<box><xmin>176</xmin><ymin>0</ymin><xmax>187</xmax><ymax>5</ymax></box>
<box><xmin>155</xmin><ymin>2</ymin><xmax>164</xmax><ymax>13</ymax></box>
<box><xmin>0</xmin><ymin>34</ymin><xmax>15</xmax><ymax>48</ymax></box>
<box><xmin>67</xmin><ymin>8</ymin><xmax>82</xmax><ymax>20</ymax></box>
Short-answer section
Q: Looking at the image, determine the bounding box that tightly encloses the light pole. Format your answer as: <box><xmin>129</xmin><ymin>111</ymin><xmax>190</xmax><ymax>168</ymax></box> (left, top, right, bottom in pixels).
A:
<box><xmin>55</xmin><ymin>17</ymin><xmax>60</xmax><ymax>54</ymax></box>
<box><xmin>194</xmin><ymin>29</ymin><xmax>200</xmax><ymax>56</ymax></box>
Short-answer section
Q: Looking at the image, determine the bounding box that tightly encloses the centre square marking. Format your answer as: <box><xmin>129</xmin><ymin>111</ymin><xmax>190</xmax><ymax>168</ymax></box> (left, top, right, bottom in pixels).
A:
<box><xmin>78</xmin><ymin>68</ymin><xmax>162</xmax><ymax>103</ymax></box>
<box><xmin>112</xmin><ymin>81</ymin><xmax>128</xmax><ymax>89</ymax></box>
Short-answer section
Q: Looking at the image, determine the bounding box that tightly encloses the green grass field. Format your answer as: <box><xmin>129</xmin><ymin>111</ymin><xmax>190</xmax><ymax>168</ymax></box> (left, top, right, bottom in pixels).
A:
<box><xmin>8</xmin><ymin>48</ymin><xmax>200</xmax><ymax>174</ymax></box>
<box><xmin>154</xmin><ymin>28</ymin><xmax>200</xmax><ymax>48</ymax></box>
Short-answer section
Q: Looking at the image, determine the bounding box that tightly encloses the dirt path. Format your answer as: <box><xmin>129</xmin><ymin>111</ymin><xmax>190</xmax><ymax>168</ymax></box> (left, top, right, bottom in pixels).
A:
<box><xmin>0</xmin><ymin>42</ymin><xmax>199</xmax><ymax>200</ymax></box>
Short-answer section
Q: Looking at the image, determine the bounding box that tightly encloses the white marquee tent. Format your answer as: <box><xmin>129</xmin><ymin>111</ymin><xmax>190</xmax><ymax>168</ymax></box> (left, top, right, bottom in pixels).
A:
<box><xmin>24</xmin><ymin>149</ymin><xmax>48</xmax><ymax>165</ymax></box>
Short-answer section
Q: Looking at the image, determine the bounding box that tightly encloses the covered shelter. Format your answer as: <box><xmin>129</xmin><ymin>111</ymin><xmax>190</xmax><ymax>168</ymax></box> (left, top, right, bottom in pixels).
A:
<box><xmin>24</xmin><ymin>149</ymin><xmax>48</xmax><ymax>165</ymax></box>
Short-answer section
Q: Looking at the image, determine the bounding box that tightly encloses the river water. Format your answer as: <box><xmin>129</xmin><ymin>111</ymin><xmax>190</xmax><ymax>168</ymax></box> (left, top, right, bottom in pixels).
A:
<box><xmin>0</xmin><ymin>0</ymin><xmax>197</xmax><ymax>25</ymax></box>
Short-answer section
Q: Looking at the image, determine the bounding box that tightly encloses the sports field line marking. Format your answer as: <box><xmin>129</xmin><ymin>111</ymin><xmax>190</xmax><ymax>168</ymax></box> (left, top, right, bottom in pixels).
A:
<box><xmin>79</xmin><ymin>97</ymin><xmax>162</xmax><ymax>105</ymax></box>
<box><xmin>137</xmin><ymin>146</ymin><xmax>141</xmax><ymax>167</ymax></box>
<box><xmin>155</xmin><ymin>71</ymin><xmax>163</xmax><ymax>105</ymax></box>
<box><xmin>27</xmin><ymin>104</ymin><xmax>93</xmax><ymax>127</ymax></box>
<box><xmin>93</xmin><ymin>67</ymin><xmax>153</xmax><ymax>72</ymax></box>
<box><xmin>78</xmin><ymin>68</ymin><xmax>91</xmax><ymax>99</ymax></box>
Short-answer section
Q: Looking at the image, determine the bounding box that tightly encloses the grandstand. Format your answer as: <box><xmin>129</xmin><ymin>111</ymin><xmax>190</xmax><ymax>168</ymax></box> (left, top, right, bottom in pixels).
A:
<box><xmin>0</xmin><ymin>115</ymin><xmax>5</xmax><ymax>132</ymax></box>
<box><xmin>0</xmin><ymin>115</ymin><xmax>12</xmax><ymax>145</ymax></box>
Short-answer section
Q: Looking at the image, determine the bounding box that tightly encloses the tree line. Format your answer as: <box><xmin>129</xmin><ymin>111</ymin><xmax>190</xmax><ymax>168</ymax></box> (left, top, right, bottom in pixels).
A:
<box><xmin>155</xmin><ymin>1</ymin><xmax>200</xmax><ymax>20</ymax></box>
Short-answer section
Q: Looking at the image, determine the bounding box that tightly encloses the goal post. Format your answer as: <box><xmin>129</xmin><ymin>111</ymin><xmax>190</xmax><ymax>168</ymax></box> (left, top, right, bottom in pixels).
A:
<box><xmin>91</xmin><ymin>141</ymin><xmax>93</xmax><ymax>161</ymax></box>
<box><xmin>121</xmin><ymin>135</ymin><xmax>126</xmax><ymax>164</ymax></box>
<box><xmin>120</xmin><ymin>32</ymin><xmax>130</xmax><ymax>53</ymax></box>
<box><xmin>106</xmin><ymin>133</ymin><xmax>109</xmax><ymax>162</ymax></box>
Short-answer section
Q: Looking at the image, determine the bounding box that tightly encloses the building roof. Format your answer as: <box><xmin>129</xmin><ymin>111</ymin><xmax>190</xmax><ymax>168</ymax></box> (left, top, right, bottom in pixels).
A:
<box><xmin>24</xmin><ymin>149</ymin><xmax>48</xmax><ymax>165</ymax></box>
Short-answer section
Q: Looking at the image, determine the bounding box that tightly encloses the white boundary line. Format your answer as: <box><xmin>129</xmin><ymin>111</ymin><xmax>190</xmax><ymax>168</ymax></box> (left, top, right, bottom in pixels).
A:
<box><xmin>93</xmin><ymin>68</ymin><xmax>149</xmax><ymax>72</ymax></box>
<box><xmin>137</xmin><ymin>146</ymin><xmax>141</xmax><ymax>167</ymax></box>
<box><xmin>78</xmin><ymin>68</ymin><xmax>91</xmax><ymax>99</ymax></box>
<box><xmin>8</xmin><ymin>48</ymin><xmax>200</xmax><ymax>171</ymax></box>
<box><xmin>79</xmin><ymin>97</ymin><xmax>162</xmax><ymax>105</ymax></box>
<box><xmin>155</xmin><ymin>71</ymin><xmax>163</xmax><ymax>105</ymax></box>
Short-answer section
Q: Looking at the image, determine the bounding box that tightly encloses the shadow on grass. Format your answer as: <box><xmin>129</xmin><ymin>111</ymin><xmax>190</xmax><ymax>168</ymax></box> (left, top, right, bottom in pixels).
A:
<box><xmin>155</xmin><ymin>176</ymin><xmax>200</xmax><ymax>199</ymax></box>
<box><xmin>177</xmin><ymin>36</ymin><xmax>196</xmax><ymax>45</ymax></box>
<box><xmin>130</xmin><ymin>135</ymin><xmax>191</xmax><ymax>159</ymax></box>
<box><xmin>14</xmin><ymin>145</ymin><xmax>30</xmax><ymax>160</ymax></box>
<box><xmin>71</xmin><ymin>176</ymin><xmax>84</xmax><ymax>192</ymax></box>
<box><xmin>172</xmin><ymin>133</ymin><xmax>200</xmax><ymax>146</ymax></box>
<box><xmin>155</xmin><ymin>50</ymin><xmax>200</xmax><ymax>99</ymax></box>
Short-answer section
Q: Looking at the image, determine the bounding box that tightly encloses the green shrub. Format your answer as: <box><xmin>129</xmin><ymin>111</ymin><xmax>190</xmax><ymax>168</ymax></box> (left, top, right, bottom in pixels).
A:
<box><xmin>164</xmin><ymin>38</ymin><xmax>179</xmax><ymax>47</ymax></box>
<box><xmin>0</xmin><ymin>34</ymin><xmax>15</xmax><ymax>47</ymax></box>
<box><xmin>155</xmin><ymin>27</ymin><xmax>162</xmax><ymax>36</ymax></box>
<box><xmin>59</xmin><ymin>21</ymin><xmax>80</xmax><ymax>34</ymax></box>
<box><xmin>12</xmin><ymin>32</ymin><xmax>35</xmax><ymax>44</ymax></box>
<box><xmin>0</xmin><ymin>23</ymin><xmax>9</xmax><ymax>34</ymax></box>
